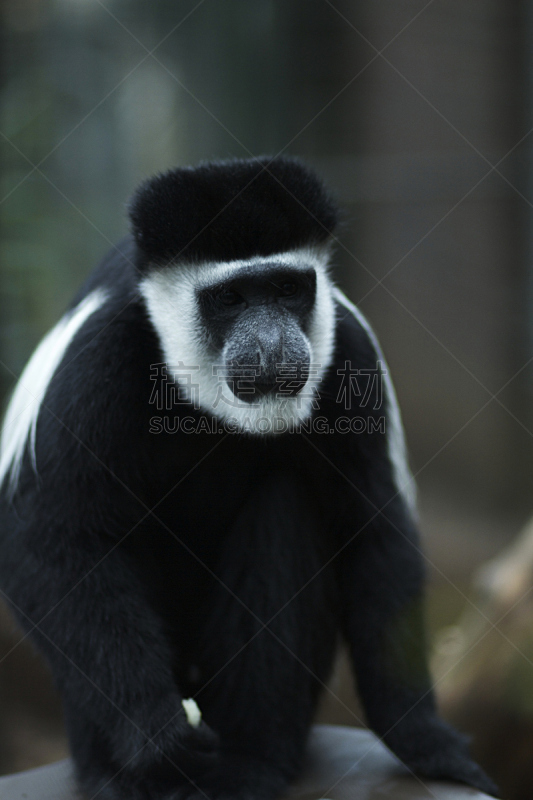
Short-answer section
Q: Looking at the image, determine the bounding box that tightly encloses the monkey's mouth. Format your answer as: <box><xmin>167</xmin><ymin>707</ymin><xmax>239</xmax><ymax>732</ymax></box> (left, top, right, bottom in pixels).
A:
<box><xmin>226</xmin><ymin>375</ymin><xmax>308</xmax><ymax>404</ymax></box>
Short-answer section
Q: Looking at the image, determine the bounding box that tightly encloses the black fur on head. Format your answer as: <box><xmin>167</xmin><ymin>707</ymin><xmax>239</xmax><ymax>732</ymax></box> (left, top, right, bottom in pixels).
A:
<box><xmin>128</xmin><ymin>156</ymin><xmax>339</xmax><ymax>265</ymax></box>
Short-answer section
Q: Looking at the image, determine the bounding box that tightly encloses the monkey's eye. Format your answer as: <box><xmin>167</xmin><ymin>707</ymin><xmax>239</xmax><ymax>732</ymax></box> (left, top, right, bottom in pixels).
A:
<box><xmin>218</xmin><ymin>289</ymin><xmax>244</xmax><ymax>306</ymax></box>
<box><xmin>280</xmin><ymin>282</ymin><xmax>297</xmax><ymax>296</ymax></box>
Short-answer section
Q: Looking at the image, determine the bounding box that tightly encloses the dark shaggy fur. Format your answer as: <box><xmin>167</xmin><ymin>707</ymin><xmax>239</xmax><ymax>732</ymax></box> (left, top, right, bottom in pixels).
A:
<box><xmin>0</xmin><ymin>158</ymin><xmax>497</xmax><ymax>800</ymax></box>
<box><xmin>129</xmin><ymin>156</ymin><xmax>338</xmax><ymax>265</ymax></box>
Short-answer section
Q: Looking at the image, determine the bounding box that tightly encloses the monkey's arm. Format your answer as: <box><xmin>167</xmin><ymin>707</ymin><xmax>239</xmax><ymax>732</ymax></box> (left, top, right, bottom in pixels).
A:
<box><xmin>0</xmin><ymin>504</ymin><xmax>216</xmax><ymax>776</ymax></box>
<box><xmin>0</xmin><ymin>294</ymin><xmax>217</xmax><ymax>792</ymax></box>
<box><xmin>325</xmin><ymin>294</ymin><xmax>497</xmax><ymax>796</ymax></box>
<box><xmin>335</xmin><ymin>494</ymin><xmax>497</xmax><ymax>795</ymax></box>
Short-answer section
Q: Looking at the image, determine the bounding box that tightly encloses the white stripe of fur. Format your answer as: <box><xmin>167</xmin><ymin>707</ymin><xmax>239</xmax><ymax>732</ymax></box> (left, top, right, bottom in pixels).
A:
<box><xmin>0</xmin><ymin>289</ymin><xmax>108</xmax><ymax>493</ymax></box>
<box><xmin>140</xmin><ymin>247</ymin><xmax>336</xmax><ymax>434</ymax></box>
<box><xmin>333</xmin><ymin>288</ymin><xmax>417</xmax><ymax>513</ymax></box>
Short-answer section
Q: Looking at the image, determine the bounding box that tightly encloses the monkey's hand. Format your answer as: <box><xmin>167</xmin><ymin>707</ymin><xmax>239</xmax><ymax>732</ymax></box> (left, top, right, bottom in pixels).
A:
<box><xmin>110</xmin><ymin>691</ymin><xmax>219</xmax><ymax>779</ymax></box>
<box><xmin>387</xmin><ymin>719</ymin><xmax>499</xmax><ymax>797</ymax></box>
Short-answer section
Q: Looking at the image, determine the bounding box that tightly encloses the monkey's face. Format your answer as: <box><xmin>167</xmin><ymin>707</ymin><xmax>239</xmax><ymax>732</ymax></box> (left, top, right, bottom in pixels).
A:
<box><xmin>140</xmin><ymin>248</ymin><xmax>336</xmax><ymax>434</ymax></box>
<box><xmin>197</xmin><ymin>264</ymin><xmax>316</xmax><ymax>404</ymax></box>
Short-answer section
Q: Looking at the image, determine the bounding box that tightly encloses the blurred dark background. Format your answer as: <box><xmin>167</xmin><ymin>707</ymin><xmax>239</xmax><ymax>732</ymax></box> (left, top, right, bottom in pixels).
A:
<box><xmin>1</xmin><ymin>0</ymin><xmax>533</xmax><ymax>795</ymax></box>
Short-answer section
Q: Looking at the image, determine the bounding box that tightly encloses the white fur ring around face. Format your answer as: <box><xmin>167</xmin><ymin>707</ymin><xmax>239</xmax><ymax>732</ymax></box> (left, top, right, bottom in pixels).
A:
<box><xmin>182</xmin><ymin>697</ymin><xmax>202</xmax><ymax>728</ymax></box>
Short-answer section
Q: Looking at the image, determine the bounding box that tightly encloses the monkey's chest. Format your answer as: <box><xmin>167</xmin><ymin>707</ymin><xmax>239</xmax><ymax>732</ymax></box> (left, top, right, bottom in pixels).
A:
<box><xmin>132</xmin><ymin>429</ymin><xmax>333</xmax><ymax>615</ymax></box>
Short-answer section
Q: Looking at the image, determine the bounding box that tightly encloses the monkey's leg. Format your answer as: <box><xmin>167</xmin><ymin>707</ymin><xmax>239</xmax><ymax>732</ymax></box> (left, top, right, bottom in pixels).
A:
<box><xmin>186</xmin><ymin>475</ymin><xmax>337</xmax><ymax>800</ymax></box>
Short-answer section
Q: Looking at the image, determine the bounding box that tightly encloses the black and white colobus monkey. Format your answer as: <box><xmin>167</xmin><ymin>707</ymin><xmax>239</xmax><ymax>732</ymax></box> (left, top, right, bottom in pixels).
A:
<box><xmin>0</xmin><ymin>157</ymin><xmax>496</xmax><ymax>800</ymax></box>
